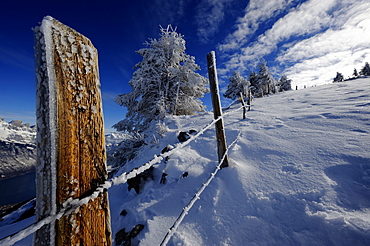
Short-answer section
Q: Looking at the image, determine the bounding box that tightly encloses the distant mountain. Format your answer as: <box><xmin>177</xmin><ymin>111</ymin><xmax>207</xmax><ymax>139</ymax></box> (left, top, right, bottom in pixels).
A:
<box><xmin>0</xmin><ymin>118</ymin><xmax>125</xmax><ymax>180</ymax></box>
<box><xmin>0</xmin><ymin>119</ymin><xmax>36</xmax><ymax>180</ymax></box>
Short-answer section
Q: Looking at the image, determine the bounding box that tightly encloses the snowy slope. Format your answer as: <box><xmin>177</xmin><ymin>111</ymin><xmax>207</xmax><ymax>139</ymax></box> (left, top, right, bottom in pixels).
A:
<box><xmin>108</xmin><ymin>78</ymin><xmax>370</xmax><ymax>245</ymax></box>
<box><xmin>1</xmin><ymin>78</ymin><xmax>369</xmax><ymax>245</ymax></box>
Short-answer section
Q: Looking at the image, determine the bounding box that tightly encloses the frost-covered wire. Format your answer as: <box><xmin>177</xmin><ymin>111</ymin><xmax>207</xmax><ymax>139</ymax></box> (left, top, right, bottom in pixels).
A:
<box><xmin>111</xmin><ymin>104</ymin><xmax>245</xmax><ymax>185</ymax></box>
<box><xmin>111</xmin><ymin>111</ymin><xmax>233</xmax><ymax>185</ymax></box>
<box><xmin>1</xmin><ymin>106</ymin><xmax>245</xmax><ymax>246</ymax></box>
<box><xmin>160</xmin><ymin>131</ymin><xmax>241</xmax><ymax>246</ymax></box>
<box><xmin>0</xmin><ymin>184</ymin><xmax>110</xmax><ymax>246</ymax></box>
<box><xmin>0</xmin><ymin>117</ymin><xmax>217</xmax><ymax>245</ymax></box>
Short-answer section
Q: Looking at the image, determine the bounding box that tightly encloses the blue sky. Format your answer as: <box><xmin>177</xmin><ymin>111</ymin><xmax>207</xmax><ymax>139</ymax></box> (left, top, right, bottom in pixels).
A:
<box><xmin>1</xmin><ymin>0</ymin><xmax>369</xmax><ymax>132</ymax></box>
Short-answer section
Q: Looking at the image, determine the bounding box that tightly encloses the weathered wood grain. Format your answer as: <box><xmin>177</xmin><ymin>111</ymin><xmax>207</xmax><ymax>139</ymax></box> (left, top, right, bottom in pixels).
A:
<box><xmin>34</xmin><ymin>16</ymin><xmax>111</xmax><ymax>245</ymax></box>
<box><xmin>207</xmin><ymin>51</ymin><xmax>229</xmax><ymax>168</ymax></box>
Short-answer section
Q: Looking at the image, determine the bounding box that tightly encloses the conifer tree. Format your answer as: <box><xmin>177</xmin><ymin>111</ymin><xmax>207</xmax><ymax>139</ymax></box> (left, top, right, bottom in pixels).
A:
<box><xmin>255</xmin><ymin>60</ymin><xmax>276</xmax><ymax>97</ymax></box>
<box><xmin>333</xmin><ymin>72</ymin><xmax>344</xmax><ymax>83</ymax></box>
<box><xmin>114</xmin><ymin>26</ymin><xmax>208</xmax><ymax>133</ymax></box>
<box><xmin>353</xmin><ymin>68</ymin><xmax>358</xmax><ymax>78</ymax></box>
<box><xmin>224</xmin><ymin>71</ymin><xmax>250</xmax><ymax>100</ymax></box>
<box><xmin>248</xmin><ymin>71</ymin><xmax>258</xmax><ymax>96</ymax></box>
<box><xmin>360</xmin><ymin>62</ymin><xmax>370</xmax><ymax>76</ymax></box>
<box><xmin>277</xmin><ymin>75</ymin><xmax>292</xmax><ymax>92</ymax></box>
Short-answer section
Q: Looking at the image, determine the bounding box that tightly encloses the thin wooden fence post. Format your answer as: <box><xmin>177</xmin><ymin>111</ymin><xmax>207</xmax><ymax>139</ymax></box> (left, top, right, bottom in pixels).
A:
<box><xmin>34</xmin><ymin>16</ymin><xmax>111</xmax><ymax>245</ymax></box>
<box><xmin>239</xmin><ymin>92</ymin><xmax>247</xmax><ymax>119</ymax></box>
<box><xmin>247</xmin><ymin>89</ymin><xmax>251</xmax><ymax>111</ymax></box>
<box><xmin>207</xmin><ymin>51</ymin><xmax>229</xmax><ymax>168</ymax></box>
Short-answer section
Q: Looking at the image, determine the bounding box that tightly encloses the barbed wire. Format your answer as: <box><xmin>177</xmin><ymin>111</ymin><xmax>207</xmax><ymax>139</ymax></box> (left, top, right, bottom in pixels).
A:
<box><xmin>111</xmin><ymin>105</ymin><xmax>245</xmax><ymax>185</ymax></box>
<box><xmin>160</xmin><ymin>131</ymin><xmax>241</xmax><ymax>246</ymax></box>
<box><xmin>0</xmin><ymin>104</ymin><xmax>247</xmax><ymax>246</ymax></box>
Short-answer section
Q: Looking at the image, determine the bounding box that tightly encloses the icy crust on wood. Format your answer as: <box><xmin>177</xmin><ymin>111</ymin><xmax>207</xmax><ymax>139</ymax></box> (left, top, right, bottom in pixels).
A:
<box><xmin>34</xmin><ymin>16</ymin><xmax>110</xmax><ymax>245</ymax></box>
<box><xmin>207</xmin><ymin>51</ymin><xmax>223</xmax><ymax>117</ymax></box>
<box><xmin>34</xmin><ymin>16</ymin><xmax>58</xmax><ymax>245</ymax></box>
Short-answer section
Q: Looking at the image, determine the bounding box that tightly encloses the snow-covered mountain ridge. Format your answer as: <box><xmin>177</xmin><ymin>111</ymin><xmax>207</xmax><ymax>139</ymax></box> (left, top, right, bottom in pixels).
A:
<box><xmin>0</xmin><ymin>120</ymin><xmax>35</xmax><ymax>145</ymax></box>
<box><xmin>1</xmin><ymin>78</ymin><xmax>370</xmax><ymax>245</ymax></box>
<box><xmin>0</xmin><ymin>120</ymin><xmax>36</xmax><ymax>179</ymax></box>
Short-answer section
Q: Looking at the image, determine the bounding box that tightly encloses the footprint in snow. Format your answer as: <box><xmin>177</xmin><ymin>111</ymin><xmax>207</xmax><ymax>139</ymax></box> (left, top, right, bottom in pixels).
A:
<box><xmin>281</xmin><ymin>165</ymin><xmax>301</xmax><ymax>175</ymax></box>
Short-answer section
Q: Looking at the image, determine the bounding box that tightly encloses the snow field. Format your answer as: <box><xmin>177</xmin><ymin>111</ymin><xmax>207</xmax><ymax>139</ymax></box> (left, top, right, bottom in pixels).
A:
<box><xmin>110</xmin><ymin>78</ymin><xmax>370</xmax><ymax>245</ymax></box>
<box><xmin>1</xmin><ymin>78</ymin><xmax>369</xmax><ymax>245</ymax></box>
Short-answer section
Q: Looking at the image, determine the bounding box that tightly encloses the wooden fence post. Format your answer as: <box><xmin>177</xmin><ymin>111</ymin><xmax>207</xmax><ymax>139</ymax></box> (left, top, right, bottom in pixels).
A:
<box><xmin>239</xmin><ymin>92</ymin><xmax>247</xmax><ymax>119</ymax></box>
<box><xmin>34</xmin><ymin>16</ymin><xmax>111</xmax><ymax>245</ymax></box>
<box><xmin>207</xmin><ymin>51</ymin><xmax>229</xmax><ymax>168</ymax></box>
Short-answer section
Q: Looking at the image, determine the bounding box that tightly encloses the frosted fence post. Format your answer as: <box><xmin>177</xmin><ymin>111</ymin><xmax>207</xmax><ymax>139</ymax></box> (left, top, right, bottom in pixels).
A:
<box><xmin>247</xmin><ymin>89</ymin><xmax>251</xmax><ymax>111</ymax></box>
<box><xmin>239</xmin><ymin>92</ymin><xmax>247</xmax><ymax>119</ymax></box>
<box><xmin>34</xmin><ymin>16</ymin><xmax>111</xmax><ymax>245</ymax></box>
<box><xmin>207</xmin><ymin>51</ymin><xmax>229</xmax><ymax>168</ymax></box>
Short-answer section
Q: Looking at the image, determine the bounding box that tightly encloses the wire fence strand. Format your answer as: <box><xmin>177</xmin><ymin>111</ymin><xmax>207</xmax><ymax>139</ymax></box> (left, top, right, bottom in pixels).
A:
<box><xmin>0</xmin><ymin>105</ymin><xmax>246</xmax><ymax>246</ymax></box>
<box><xmin>160</xmin><ymin>131</ymin><xmax>241</xmax><ymax>246</ymax></box>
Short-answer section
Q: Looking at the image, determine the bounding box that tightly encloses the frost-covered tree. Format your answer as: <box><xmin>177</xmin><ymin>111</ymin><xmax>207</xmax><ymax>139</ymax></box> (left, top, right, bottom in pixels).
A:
<box><xmin>277</xmin><ymin>75</ymin><xmax>292</xmax><ymax>92</ymax></box>
<box><xmin>248</xmin><ymin>71</ymin><xmax>258</xmax><ymax>96</ymax></box>
<box><xmin>353</xmin><ymin>68</ymin><xmax>358</xmax><ymax>78</ymax></box>
<box><xmin>254</xmin><ymin>60</ymin><xmax>276</xmax><ymax>97</ymax></box>
<box><xmin>224</xmin><ymin>71</ymin><xmax>250</xmax><ymax>100</ymax></box>
<box><xmin>333</xmin><ymin>72</ymin><xmax>344</xmax><ymax>83</ymax></box>
<box><xmin>113</xmin><ymin>25</ymin><xmax>208</xmax><ymax>133</ymax></box>
<box><xmin>360</xmin><ymin>62</ymin><xmax>370</xmax><ymax>76</ymax></box>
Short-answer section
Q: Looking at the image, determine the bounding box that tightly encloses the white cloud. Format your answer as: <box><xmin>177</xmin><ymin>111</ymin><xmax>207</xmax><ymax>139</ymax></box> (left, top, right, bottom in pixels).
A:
<box><xmin>218</xmin><ymin>0</ymin><xmax>370</xmax><ymax>88</ymax></box>
<box><xmin>286</xmin><ymin>49</ymin><xmax>370</xmax><ymax>88</ymax></box>
<box><xmin>219</xmin><ymin>0</ymin><xmax>295</xmax><ymax>51</ymax></box>
<box><xmin>236</xmin><ymin>0</ymin><xmax>337</xmax><ymax>63</ymax></box>
<box><xmin>278</xmin><ymin>2</ymin><xmax>370</xmax><ymax>62</ymax></box>
<box><xmin>195</xmin><ymin>0</ymin><xmax>233</xmax><ymax>43</ymax></box>
<box><xmin>279</xmin><ymin>1</ymin><xmax>370</xmax><ymax>87</ymax></box>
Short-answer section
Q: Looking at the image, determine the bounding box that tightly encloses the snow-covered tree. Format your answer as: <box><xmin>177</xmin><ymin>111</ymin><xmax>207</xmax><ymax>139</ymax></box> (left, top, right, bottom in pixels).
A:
<box><xmin>353</xmin><ymin>68</ymin><xmax>358</xmax><ymax>78</ymax></box>
<box><xmin>113</xmin><ymin>25</ymin><xmax>208</xmax><ymax>133</ymax></box>
<box><xmin>360</xmin><ymin>62</ymin><xmax>370</xmax><ymax>76</ymax></box>
<box><xmin>224</xmin><ymin>71</ymin><xmax>250</xmax><ymax>100</ymax></box>
<box><xmin>277</xmin><ymin>75</ymin><xmax>292</xmax><ymax>92</ymax></box>
<box><xmin>254</xmin><ymin>60</ymin><xmax>276</xmax><ymax>97</ymax></box>
<box><xmin>248</xmin><ymin>71</ymin><xmax>258</xmax><ymax>96</ymax></box>
<box><xmin>333</xmin><ymin>72</ymin><xmax>344</xmax><ymax>83</ymax></box>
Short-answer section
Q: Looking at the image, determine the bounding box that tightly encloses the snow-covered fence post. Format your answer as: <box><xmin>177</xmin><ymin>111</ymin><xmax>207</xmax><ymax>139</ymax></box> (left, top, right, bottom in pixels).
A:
<box><xmin>34</xmin><ymin>16</ymin><xmax>111</xmax><ymax>245</ymax></box>
<box><xmin>207</xmin><ymin>51</ymin><xmax>229</xmax><ymax>168</ymax></box>
<box><xmin>239</xmin><ymin>92</ymin><xmax>247</xmax><ymax>119</ymax></box>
